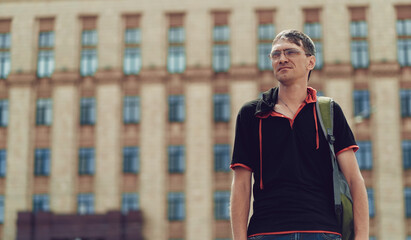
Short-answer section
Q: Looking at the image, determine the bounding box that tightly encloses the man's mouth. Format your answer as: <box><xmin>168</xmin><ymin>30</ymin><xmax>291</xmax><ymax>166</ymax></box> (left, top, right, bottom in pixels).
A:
<box><xmin>278</xmin><ymin>66</ymin><xmax>291</xmax><ymax>72</ymax></box>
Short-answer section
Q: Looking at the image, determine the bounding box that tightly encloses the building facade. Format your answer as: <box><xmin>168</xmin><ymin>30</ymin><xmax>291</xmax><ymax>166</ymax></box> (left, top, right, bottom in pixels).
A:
<box><xmin>0</xmin><ymin>0</ymin><xmax>410</xmax><ymax>239</ymax></box>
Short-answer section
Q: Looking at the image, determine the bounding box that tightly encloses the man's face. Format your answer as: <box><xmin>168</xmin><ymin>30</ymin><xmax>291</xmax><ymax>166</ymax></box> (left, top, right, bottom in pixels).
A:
<box><xmin>270</xmin><ymin>39</ymin><xmax>315</xmax><ymax>84</ymax></box>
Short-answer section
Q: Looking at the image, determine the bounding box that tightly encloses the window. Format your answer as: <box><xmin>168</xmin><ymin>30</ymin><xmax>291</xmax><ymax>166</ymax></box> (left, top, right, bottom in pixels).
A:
<box><xmin>36</xmin><ymin>98</ymin><xmax>53</xmax><ymax>126</ymax></box>
<box><xmin>124</xmin><ymin>28</ymin><xmax>142</xmax><ymax>75</ymax></box>
<box><xmin>214</xmin><ymin>94</ymin><xmax>230</xmax><ymax>122</ymax></box>
<box><xmin>350</xmin><ymin>21</ymin><xmax>369</xmax><ymax>68</ymax></box>
<box><xmin>80</xmin><ymin>98</ymin><xmax>96</xmax><ymax>125</ymax></box>
<box><xmin>397</xmin><ymin>18</ymin><xmax>411</xmax><ymax>66</ymax></box>
<box><xmin>355</xmin><ymin>141</ymin><xmax>372</xmax><ymax>170</ymax></box>
<box><xmin>405</xmin><ymin>187</ymin><xmax>411</xmax><ymax>217</ymax></box>
<box><xmin>168</xmin><ymin>95</ymin><xmax>185</xmax><ymax>122</ymax></box>
<box><xmin>401</xmin><ymin>89</ymin><xmax>411</xmax><ymax>117</ymax></box>
<box><xmin>214</xmin><ymin>144</ymin><xmax>231</xmax><ymax>172</ymax></box>
<box><xmin>258</xmin><ymin>24</ymin><xmax>275</xmax><ymax>70</ymax></box>
<box><xmin>122</xmin><ymin>193</ymin><xmax>139</xmax><ymax>214</ymax></box>
<box><xmin>168</xmin><ymin>27</ymin><xmax>185</xmax><ymax>73</ymax></box>
<box><xmin>123</xmin><ymin>146</ymin><xmax>139</xmax><ymax>173</ymax></box>
<box><xmin>0</xmin><ymin>150</ymin><xmax>5</xmax><ymax>177</ymax></box>
<box><xmin>78</xmin><ymin>148</ymin><xmax>95</xmax><ymax>175</ymax></box>
<box><xmin>168</xmin><ymin>192</ymin><xmax>185</xmax><ymax>221</ymax></box>
<box><xmin>0</xmin><ymin>32</ymin><xmax>11</xmax><ymax>79</ymax></box>
<box><xmin>37</xmin><ymin>31</ymin><xmax>55</xmax><ymax>78</ymax></box>
<box><xmin>304</xmin><ymin>21</ymin><xmax>323</xmax><ymax>69</ymax></box>
<box><xmin>34</xmin><ymin>149</ymin><xmax>50</xmax><ymax>176</ymax></box>
<box><xmin>403</xmin><ymin>140</ymin><xmax>411</xmax><ymax>169</ymax></box>
<box><xmin>214</xmin><ymin>191</ymin><xmax>230</xmax><ymax>220</ymax></box>
<box><xmin>123</xmin><ymin>96</ymin><xmax>140</xmax><ymax>124</ymax></box>
<box><xmin>0</xmin><ymin>195</ymin><xmax>4</xmax><ymax>223</ymax></box>
<box><xmin>77</xmin><ymin>193</ymin><xmax>94</xmax><ymax>215</ymax></box>
<box><xmin>353</xmin><ymin>90</ymin><xmax>370</xmax><ymax>118</ymax></box>
<box><xmin>80</xmin><ymin>30</ymin><xmax>98</xmax><ymax>76</ymax></box>
<box><xmin>168</xmin><ymin>145</ymin><xmax>185</xmax><ymax>173</ymax></box>
<box><xmin>0</xmin><ymin>99</ymin><xmax>8</xmax><ymax>127</ymax></box>
<box><xmin>32</xmin><ymin>194</ymin><xmax>50</xmax><ymax>213</ymax></box>
<box><xmin>367</xmin><ymin>188</ymin><xmax>375</xmax><ymax>217</ymax></box>
<box><xmin>213</xmin><ymin>25</ymin><xmax>230</xmax><ymax>72</ymax></box>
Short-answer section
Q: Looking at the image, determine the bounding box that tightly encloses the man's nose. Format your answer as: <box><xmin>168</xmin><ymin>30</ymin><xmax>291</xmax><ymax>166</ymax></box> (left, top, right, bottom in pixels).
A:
<box><xmin>278</xmin><ymin>51</ymin><xmax>288</xmax><ymax>62</ymax></box>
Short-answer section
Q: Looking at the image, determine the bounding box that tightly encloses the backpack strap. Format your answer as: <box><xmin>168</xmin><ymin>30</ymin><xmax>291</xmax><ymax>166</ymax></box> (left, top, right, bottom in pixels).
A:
<box><xmin>315</xmin><ymin>96</ymin><xmax>343</xmax><ymax>221</ymax></box>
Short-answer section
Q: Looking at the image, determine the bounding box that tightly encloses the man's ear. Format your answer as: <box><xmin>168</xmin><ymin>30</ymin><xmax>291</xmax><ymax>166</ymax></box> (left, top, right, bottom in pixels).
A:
<box><xmin>307</xmin><ymin>55</ymin><xmax>316</xmax><ymax>70</ymax></box>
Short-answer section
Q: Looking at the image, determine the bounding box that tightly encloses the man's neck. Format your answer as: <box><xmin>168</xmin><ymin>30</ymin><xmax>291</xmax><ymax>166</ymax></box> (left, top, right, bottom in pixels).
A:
<box><xmin>277</xmin><ymin>83</ymin><xmax>308</xmax><ymax>106</ymax></box>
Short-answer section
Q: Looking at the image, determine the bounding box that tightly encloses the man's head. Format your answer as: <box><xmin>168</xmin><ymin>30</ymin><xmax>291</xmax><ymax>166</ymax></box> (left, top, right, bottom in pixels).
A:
<box><xmin>270</xmin><ymin>29</ymin><xmax>316</xmax><ymax>82</ymax></box>
<box><xmin>272</xmin><ymin>29</ymin><xmax>316</xmax><ymax>58</ymax></box>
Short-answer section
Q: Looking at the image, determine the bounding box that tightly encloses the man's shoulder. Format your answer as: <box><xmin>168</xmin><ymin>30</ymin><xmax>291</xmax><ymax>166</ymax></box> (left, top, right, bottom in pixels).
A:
<box><xmin>238</xmin><ymin>99</ymin><xmax>260</xmax><ymax>116</ymax></box>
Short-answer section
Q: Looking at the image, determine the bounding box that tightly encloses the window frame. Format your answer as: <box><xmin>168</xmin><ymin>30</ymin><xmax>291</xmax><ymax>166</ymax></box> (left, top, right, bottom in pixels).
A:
<box><xmin>168</xmin><ymin>192</ymin><xmax>185</xmax><ymax>221</ymax></box>
<box><xmin>123</xmin><ymin>146</ymin><xmax>139</xmax><ymax>173</ymax></box>
<box><xmin>80</xmin><ymin>97</ymin><xmax>96</xmax><ymax>125</ymax></box>
<box><xmin>121</xmin><ymin>193</ymin><xmax>139</xmax><ymax>214</ymax></box>
<box><xmin>0</xmin><ymin>33</ymin><xmax>11</xmax><ymax>79</ymax></box>
<box><xmin>167</xmin><ymin>27</ymin><xmax>186</xmax><ymax>74</ymax></box>
<box><xmin>77</xmin><ymin>193</ymin><xmax>94</xmax><ymax>215</ymax></box>
<box><xmin>355</xmin><ymin>141</ymin><xmax>373</xmax><ymax>170</ymax></box>
<box><xmin>78</xmin><ymin>148</ymin><xmax>95</xmax><ymax>175</ymax></box>
<box><xmin>214</xmin><ymin>144</ymin><xmax>231</xmax><ymax>172</ymax></box>
<box><xmin>168</xmin><ymin>145</ymin><xmax>185</xmax><ymax>173</ymax></box>
<box><xmin>168</xmin><ymin>95</ymin><xmax>185</xmax><ymax>122</ymax></box>
<box><xmin>214</xmin><ymin>191</ymin><xmax>230</xmax><ymax>220</ymax></box>
<box><xmin>353</xmin><ymin>90</ymin><xmax>371</xmax><ymax>119</ymax></box>
<box><xmin>34</xmin><ymin>148</ymin><xmax>50</xmax><ymax>176</ymax></box>
<box><xmin>32</xmin><ymin>194</ymin><xmax>50</xmax><ymax>213</ymax></box>
<box><xmin>212</xmin><ymin>25</ymin><xmax>230</xmax><ymax>73</ymax></box>
<box><xmin>36</xmin><ymin>98</ymin><xmax>53</xmax><ymax>126</ymax></box>
<box><xmin>0</xmin><ymin>99</ymin><xmax>8</xmax><ymax>127</ymax></box>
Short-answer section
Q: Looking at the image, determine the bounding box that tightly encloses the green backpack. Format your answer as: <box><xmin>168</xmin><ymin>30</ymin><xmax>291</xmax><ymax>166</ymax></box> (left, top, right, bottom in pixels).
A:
<box><xmin>316</xmin><ymin>97</ymin><xmax>355</xmax><ymax>240</ymax></box>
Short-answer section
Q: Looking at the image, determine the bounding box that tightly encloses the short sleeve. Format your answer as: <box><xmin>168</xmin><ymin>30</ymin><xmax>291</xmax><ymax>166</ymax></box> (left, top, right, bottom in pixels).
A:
<box><xmin>230</xmin><ymin>104</ymin><xmax>258</xmax><ymax>172</ymax></box>
<box><xmin>333</xmin><ymin>102</ymin><xmax>359</xmax><ymax>156</ymax></box>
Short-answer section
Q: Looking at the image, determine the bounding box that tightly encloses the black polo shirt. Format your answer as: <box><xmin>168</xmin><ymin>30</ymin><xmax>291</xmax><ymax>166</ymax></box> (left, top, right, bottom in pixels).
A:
<box><xmin>231</xmin><ymin>87</ymin><xmax>358</xmax><ymax>237</ymax></box>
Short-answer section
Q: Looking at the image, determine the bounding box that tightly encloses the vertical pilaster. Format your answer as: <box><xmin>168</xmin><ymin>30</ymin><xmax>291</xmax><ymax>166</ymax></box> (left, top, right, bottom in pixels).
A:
<box><xmin>371</xmin><ymin>77</ymin><xmax>405</xmax><ymax>240</ymax></box>
<box><xmin>185</xmin><ymin>82</ymin><xmax>213</xmax><ymax>240</ymax></box>
<box><xmin>95</xmin><ymin>83</ymin><xmax>122</xmax><ymax>212</ymax></box>
<box><xmin>50</xmin><ymin>82</ymin><xmax>78</xmax><ymax>213</ymax></box>
<box><xmin>140</xmin><ymin>82</ymin><xmax>167</xmax><ymax>240</ymax></box>
<box><xmin>4</xmin><ymin>82</ymin><xmax>34</xmax><ymax>240</ymax></box>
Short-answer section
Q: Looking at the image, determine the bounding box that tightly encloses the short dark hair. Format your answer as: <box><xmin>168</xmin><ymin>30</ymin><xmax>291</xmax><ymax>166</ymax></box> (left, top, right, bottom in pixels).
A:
<box><xmin>272</xmin><ymin>29</ymin><xmax>316</xmax><ymax>56</ymax></box>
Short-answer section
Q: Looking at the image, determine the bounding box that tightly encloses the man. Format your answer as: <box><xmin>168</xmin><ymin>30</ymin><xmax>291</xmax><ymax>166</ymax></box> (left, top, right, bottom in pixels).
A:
<box><xmin>230</xmin><ymin>29</ymin><xmax>369</xmax><ymax>240</ymax></box>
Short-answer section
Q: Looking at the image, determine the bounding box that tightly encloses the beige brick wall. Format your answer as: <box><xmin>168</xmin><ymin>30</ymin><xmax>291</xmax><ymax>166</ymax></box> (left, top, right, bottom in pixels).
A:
<box><xmin>185</xmin><ymin>10</ymin><xmax>211</xmax><ymax>68</ymax></box>
<box><xmin>185</xmin><ymin>82</ymin><xmax>213</xmax><ymax>240</ymax></box>
<box><xmin>4</xmin><ymin>86</ymin><xmax>34</xmax><ymax>240</ymax></box>
<box><xmin>50</xmin><ymin>85</ymin><xmax>78</xmax><ymax>213</ymax></box>
<box><xmin>55</xmin><ymin>10</ymin><xmax>81</xmax><ymax>71</ymax></box>
<box><xmin>371</xmin><ymin>77</ymin><xmax>405</xmax><ymax>240</ymax></box>
<box><xmin>95</xmin><ymin>84</ymin><xmax>122</xmax><ymax>212</ymax></box>
<box><xmin>369</xmin><ymin>0</ymin><xmax>397</xmax><ymax>62</ymax></box>
<box><xmin>9</xmin><ymin>16</ymin><xmax>36</xmax><ymax>73</ymax></box>
<box><xmin>323</xmin><ymin>2</ymin><xmax>350</xmax><ymax>64</ymax></box>
<box><xmin>98</xmin><ymin>13</ymin><xmax>122</xmax><ymax>70</ymax></box>
<box><xmin>325</xmin><ymin>80</ymin><xmax>354</xmax><ymax>127</ymax></box>
<box><xmin>140</xmin><ymin>83</ymin><xmax>167</xmax><ymax>240</ymax></box>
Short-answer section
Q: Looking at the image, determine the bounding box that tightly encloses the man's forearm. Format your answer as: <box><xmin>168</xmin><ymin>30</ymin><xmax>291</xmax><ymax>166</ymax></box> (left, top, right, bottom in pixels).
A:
<box><xmin>350</xmin><ymin>178</ymin><xmax>369</xmax><ymax>240</ymax></box>
<box><xmin>230</xmin><ymin>169</ymin><xmax>252</xmax><ymax>240</ymax></box>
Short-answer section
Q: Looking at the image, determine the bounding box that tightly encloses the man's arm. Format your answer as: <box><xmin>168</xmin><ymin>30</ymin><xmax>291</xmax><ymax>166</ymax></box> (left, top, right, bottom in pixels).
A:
<box><xmin>337</xmin><ymin>149</ymin><xmax>369</xmax><ymax>240</ymax></box>
<box><xmin>230</xmin><ymin>167</ymin><xmax>252</xmax><ymax>240</ymax></box>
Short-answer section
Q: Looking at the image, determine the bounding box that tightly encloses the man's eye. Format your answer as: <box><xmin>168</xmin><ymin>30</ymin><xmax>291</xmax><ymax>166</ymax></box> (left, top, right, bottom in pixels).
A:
<box><xmin>286</xmin><ymin>50</ymin><xmax>299</xmax><ymax>55</ymax></box>
<box><xmin>272</xmin><ymin>52</ymin><xmax>281</xmax><ymax>58</ymax></box>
